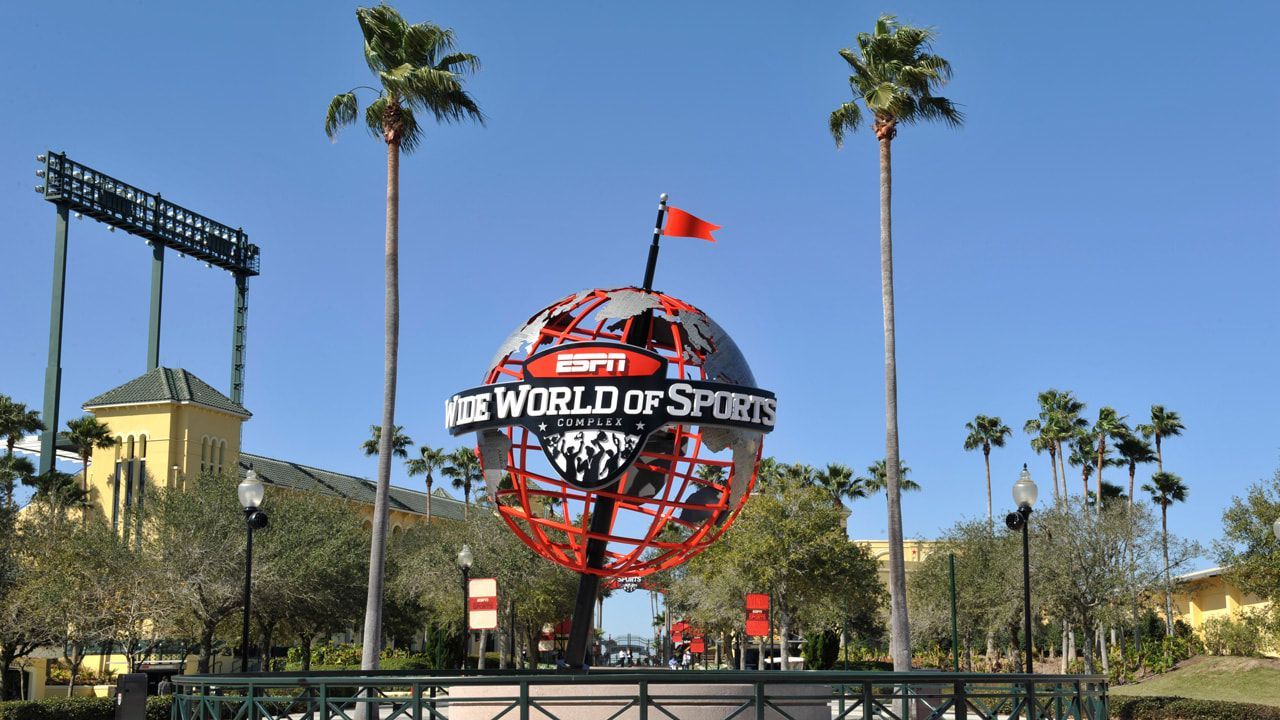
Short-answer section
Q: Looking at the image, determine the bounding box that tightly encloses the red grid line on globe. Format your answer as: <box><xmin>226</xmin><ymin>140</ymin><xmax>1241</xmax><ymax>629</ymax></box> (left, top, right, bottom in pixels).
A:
<box><xmin>477</xmin><ymin>288</ymin><xmax>761</xmax><ymax>577</ymax></box>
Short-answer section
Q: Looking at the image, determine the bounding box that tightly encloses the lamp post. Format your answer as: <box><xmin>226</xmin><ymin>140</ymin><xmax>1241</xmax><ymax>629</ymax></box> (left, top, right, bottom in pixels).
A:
<box><xmin>237</xmin><ymin>468</ymin><xmax>268</xmax><ymax>672</ymax></box>
<box><xmin>1006</xmin><ymin>464</ymin><xmax>1038</xmax><ymax>674</ymax></box>
<box><xmin>457</xmin><ymin>544</ymin><xmax>473</xmax><ymax>669</ymax></box>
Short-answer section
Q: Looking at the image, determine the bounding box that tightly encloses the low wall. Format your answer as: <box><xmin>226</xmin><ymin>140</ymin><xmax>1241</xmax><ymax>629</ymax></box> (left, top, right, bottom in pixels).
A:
<box><xmin>40</xmin><ymin>684</ymin><xmax>114</xmax><ymax>699</ymax></box>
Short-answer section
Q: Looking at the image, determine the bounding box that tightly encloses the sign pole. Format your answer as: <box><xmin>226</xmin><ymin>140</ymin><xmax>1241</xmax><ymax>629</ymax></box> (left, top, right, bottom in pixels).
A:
<box><xmin>563</xmin><ymin>194</ymin><xmax>669</xmax><ymax>670</ymax></box>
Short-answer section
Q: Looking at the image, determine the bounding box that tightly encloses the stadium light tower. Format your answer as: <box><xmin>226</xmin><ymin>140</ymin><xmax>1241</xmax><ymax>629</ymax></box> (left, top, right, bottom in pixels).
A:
<box><xmin>34</xmin><ymin>151</ymin><xmax>260</xmax><ymax>474</ymax></box>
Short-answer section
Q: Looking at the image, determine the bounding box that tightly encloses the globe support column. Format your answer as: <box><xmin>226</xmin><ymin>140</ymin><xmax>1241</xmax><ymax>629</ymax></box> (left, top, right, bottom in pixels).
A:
<box><xmin>564</xmin><ymin>194</ymin><xmax>669</xmax><ymax>670</ymax></box>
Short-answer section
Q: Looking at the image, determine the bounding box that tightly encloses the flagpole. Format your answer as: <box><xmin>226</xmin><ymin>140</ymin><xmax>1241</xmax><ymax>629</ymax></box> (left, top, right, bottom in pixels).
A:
<box><xmin>641</xmin><ymin>193</ymin><xmax>669</xmax><ymax>291</ymax></box>
<box><xmin>563</xmin><ymin>193</ymin><xmax>669</xmax><ymax>671</ymax></box>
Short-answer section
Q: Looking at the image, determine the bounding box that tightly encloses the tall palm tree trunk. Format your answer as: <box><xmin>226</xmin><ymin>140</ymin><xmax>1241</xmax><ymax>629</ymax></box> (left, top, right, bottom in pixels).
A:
<box><xmin>360</xmin><ymin>135</ymin><xmax>401</xmax><ymax>673</ymax></box>
<box><xmin>1161</xmin><ymin>506</ymin><xmax>1173</xmax><ymax>636</ymax></box>
<box><xmin>1057</xmin><ymin>442</ymin><xmax>1068</xmax><ymax>499</ymax></box>
<box><xmin>426</xmin><ymin>480</ymin><xmax>432</xmax><ymax>519</ymax></box>
<box><xmin>1155</xmin><ymin>435</ymin><xmax>1163</xmax><ymax>473</ymax></box>
<box><xmin>1048</xmin><ymin>446</ymin><xmax>1059</xmax><ymax>500</ymax></box>
<box><xmin>877</xmin><ymin>130</ymin><xmax>911</xmax><ymax>672</ymax></box>
<box><xmin>982</xmin><ymin>447</ymin><xmax>992</xmax><ymax>529</ymax></box>
<box><xmin>1128</xmin><ymin>465</ymin><xmax>1136</xmax><ymax>510</ymax></box>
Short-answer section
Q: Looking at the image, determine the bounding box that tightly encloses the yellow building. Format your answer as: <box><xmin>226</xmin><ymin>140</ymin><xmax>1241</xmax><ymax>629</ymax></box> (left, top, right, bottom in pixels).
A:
<box><xmin>854</xmin><ymin>538</ymin><xmax>938</xmax><ymax>587</ymax></box>
<box><xmin>79</xmin><ymin>366</ymin><xmax>467</xmax><ymax>534</ymax></box>
<box><xmin>1171</xmin><ymin>566</ymin><xmax>1270</xmax><ymax>632</ymax></box>
<box><xmin>8</xmin><ymin>368</ymin><xmax>468</xmax><ymax>701</ymax></box>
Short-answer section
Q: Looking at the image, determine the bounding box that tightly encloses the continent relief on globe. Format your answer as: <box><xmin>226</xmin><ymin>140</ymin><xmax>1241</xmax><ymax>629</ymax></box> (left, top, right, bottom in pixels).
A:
<box><xmin>445</xmin><ymin>341</ymin><xmax>776</xmax><ymax>490</ymax></box>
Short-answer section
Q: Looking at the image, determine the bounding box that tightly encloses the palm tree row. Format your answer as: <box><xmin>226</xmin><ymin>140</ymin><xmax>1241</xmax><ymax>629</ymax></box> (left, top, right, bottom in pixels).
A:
<box><xmin>966</xmin><ymin>397</ymin><xmax>1189</xmax><ymax>636</ymax></box>
<box><xmin>359</xmin><ymin>425</ymin><xmax>485</xmax><ymax>520</ymax></box>
<box><xmin>758</xmin><ymin>457</ymin><xmax>921</xmax><ymax>507</ymax></box>
<box><xmin>0</xmin><ymin>393</ymin><xmax>117</xmax><ymax>513</ymax></box>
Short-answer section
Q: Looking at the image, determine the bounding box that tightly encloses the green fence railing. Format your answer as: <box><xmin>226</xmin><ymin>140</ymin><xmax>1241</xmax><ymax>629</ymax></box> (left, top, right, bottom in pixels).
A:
<box><xmin>171</xmin><ymin>669</ymin><xmax>1108</xmax><ymax>720</ymax></box>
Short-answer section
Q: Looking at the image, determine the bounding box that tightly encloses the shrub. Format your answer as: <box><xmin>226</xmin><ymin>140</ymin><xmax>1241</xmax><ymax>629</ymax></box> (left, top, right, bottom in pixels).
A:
<box><xmin>0</xmin><ymin>696</ymin><xmax>169</xmax><ymax>720</ymax></box>
<box><xmin>1113</xmin><ymin>695</ymin><xmax>1280</xmax><ymax>720</ymax></box>
<box><xmin>1202</xmin><ymin>613</ymin><xmax>1269</xmax><ymax>657</ymax></box>
<box><xmin>801</xmin><ymin>630</ymin><xmax>839</xmax><ymax>670</ymax></box>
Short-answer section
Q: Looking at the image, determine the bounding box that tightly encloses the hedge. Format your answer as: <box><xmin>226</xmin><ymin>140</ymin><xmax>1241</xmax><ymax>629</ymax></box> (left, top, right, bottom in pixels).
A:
<box><xmin>0</xmin><ymin>696</ymin><xmax>169</xmax><ymax>720</ymax></box>
<box><xmin>1113</xmin><ymin>695</ymin><xmax>1280</xmax><ymax>720</ymax></box>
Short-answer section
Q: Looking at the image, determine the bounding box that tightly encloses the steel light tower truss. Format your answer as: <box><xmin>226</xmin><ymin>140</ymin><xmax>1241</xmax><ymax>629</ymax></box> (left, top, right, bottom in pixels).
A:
<box><xmin>33</xmin><ymin>151</ymin><xmax>259</xmax><ymax>474</ymax></box>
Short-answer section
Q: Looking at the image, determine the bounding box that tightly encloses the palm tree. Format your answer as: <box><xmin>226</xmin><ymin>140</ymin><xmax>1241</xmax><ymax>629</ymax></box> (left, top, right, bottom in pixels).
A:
<box><xmin>65</xmin><ymin>415</ymin><xmax>116</xmax><ymax>498</ymax></box>
<box><xmin>1113</xmin><ymin>434</ymin><xmax>1157</xmax><ymax>509</ymax></box>
<box><xmin>1143</xmin><ymin>471</ymin><xmax>1188</xmax><ymax>635</ymax></box>
<box><xmin>0</xmin><ymin>395</ymin><xmax>44</xmax><ymax>458</ymax></box>
<box><xmin>1136</xmin><ymin>405</ymin><xmax>1185</xmax><ymax>474</ymax></box>
<box><xmin>362</xmin><ymin>424</ymin><xmax>413</xmax><ymax>459</ymax></box>
<box><xmin>1095</xmin><ymin>480</ymin><xmax>1127</xmax><ymax>506</ymax></box>
<box><xmin>1091</xmin><ymin>408</ymin><xmax>1128</xmax><ymax>509</ymax></box>
<box><xmin>405</xmin><ymin>445</ymin><xmax>446</xmax><ymax>518</ymax></box>
<box><xmin>0</xmin><ymin>454</ymin><xmax>36</xmax><ymax>509</ymax></box>
<box><xmin>1032</xmin><ymin>389</ymin><xmax>1088</xmax><ymax>498</ymax></box>
<box><xmin>444</xmin><ymin>446</ymin><xmax>482</xmax><ymax>519</ymax></box>
<box><xmin>1067</xmin><ymin>432</ymin><xmax>1096</xmax><ymax>505</ymax></box>
<box><xmin>1023</xmin><ymin>419</ymin><xmax>1059</xmax><ymax>501</ymax></box>
<box><xmin>830</xmin><ymin>14</ymin><xmax>961</xmax><ymax>671</ymax></box>
<box><xmin>813</xmin><ymin>463</ymin><xmax>866</xmax><ymax>506</ymax></box>
<box><xmin>858</xmin><ymin>459</ymin><xmax>921</xmax><ymax>494</ymax></box>
<box><xmin>29</xmin><ymin>470</ymin><xmax>90</xmax><ymax>514</ymax></box>
<box><xmin>326</xmin><ymin>3</ymin><xmax>483</xmax><ymax>673</ymax></box>
<box><xmin>694</xmin><ymin>464</ymin><xmax>727</xmax><ymax>485</ymax></box>
<box><xmin>963</xmin><ymin>415</ymin><xmax>1012</xmax><ymax>528</ymax></box>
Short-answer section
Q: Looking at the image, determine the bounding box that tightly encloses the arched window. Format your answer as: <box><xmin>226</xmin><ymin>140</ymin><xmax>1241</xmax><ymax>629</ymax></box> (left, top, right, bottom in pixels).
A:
<box><xmin>126</xmin><ymin>436</ymin><xmax>135</xmax><ymax>460</ymax></box>
<box><xmin>139</xmin><ymin>435</ymin><xmax>147</xmax><ymax>459</ymax></box>
<box><xmin>217</xmin><ymin>440</ymin><xmax>227</xmax><ymax>474</ymax></box>
<box><xmin>201</xmin><ymin>437</ymin><xmax>209</xmax><ymax>473</ymax></box>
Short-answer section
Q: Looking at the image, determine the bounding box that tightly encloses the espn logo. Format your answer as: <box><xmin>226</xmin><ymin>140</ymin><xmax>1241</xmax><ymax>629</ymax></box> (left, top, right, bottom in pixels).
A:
<box><xmin>554</xmin><ymin>352</ymin><xmax>628</xmax><ymax>375</ymax></box>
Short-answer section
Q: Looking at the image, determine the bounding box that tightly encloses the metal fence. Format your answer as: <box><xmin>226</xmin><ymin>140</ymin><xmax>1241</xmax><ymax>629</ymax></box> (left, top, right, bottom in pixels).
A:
<box><xmin>171</xmin><ymin>670</ymin><xmax>1108</xmax><ymax>720</ymax></box>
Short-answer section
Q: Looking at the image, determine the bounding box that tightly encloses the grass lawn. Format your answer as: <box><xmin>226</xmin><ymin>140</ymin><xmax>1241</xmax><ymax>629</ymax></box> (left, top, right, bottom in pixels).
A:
<box><xmin>1111</xmin><ymin>655</ymin><xmax>1280</xmax><ymax>707</ymax></box>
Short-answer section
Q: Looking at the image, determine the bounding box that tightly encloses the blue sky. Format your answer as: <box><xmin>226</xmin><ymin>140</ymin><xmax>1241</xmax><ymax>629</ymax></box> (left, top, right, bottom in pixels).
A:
<box><xmin>2</xmin><ymin>1</ymin><xmax>1278</xmax><ymax>641</ymax></box>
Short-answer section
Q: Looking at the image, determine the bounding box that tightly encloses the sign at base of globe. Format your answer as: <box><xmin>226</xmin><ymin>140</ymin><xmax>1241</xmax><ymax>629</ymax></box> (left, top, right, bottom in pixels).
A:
<box><xmin>445</xmin><ymin>287</ymin><xmax>776</xmax><ymax>577</ymax></box>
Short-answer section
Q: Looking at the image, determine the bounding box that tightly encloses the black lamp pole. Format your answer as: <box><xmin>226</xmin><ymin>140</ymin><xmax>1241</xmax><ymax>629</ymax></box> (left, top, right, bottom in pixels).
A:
<box><xmin>237</xmin><ymin>468</ymin><xmax>267</xmax><ymax>673</ymax></box>
<box><xmin>241</xmin><ymin>510</ymin><xmax>255</xmax><ymax>672</ymax></box>
<box><xmin>1006</xmin><ymin>464</ymin><xmax>1038</xmax><ymax>675</ymax></box>
<box><xmin>457</xmin><ymin>544</ymin><xmax>473</xmax><ymax>669</ymax></box>
<box><xmin>1019</xmin><ymin>504</ymin><xmax>1033</xmax><ymax>674</ymax></box>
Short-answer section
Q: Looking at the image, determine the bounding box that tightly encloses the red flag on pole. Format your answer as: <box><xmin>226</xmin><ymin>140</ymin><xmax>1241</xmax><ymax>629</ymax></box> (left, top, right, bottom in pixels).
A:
<box><xmin>662</xmin><ymin>206</ymin><xmax>720</xmax><ymax>242</ymax></box>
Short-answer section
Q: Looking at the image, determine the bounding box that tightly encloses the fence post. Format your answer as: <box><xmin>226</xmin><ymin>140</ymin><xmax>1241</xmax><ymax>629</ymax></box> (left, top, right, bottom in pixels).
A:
<box><xmin>862</xmin><ymin>681</ymin><xmax>874</xmax><ymax>720</ymax></box>
<box><xmin>519</xmin><ymin>680</ymin><xmax>530</xmax><ymax>720</ymax></box>
<box><xmin>954</xmin><ymin>680</ymin><xmax>967</xmax><ymax>720</ymax></box>
<box><xmin>638</xmin><ymin>680</ymin><xmax>649</xmax><ymax>720</ymax></box>
<box><xmin>245</xmin><ymin>682</ymin><xmax>255</xmax><ymax>720</ymax></box>
<box><xmin>754</xmin><ymin>681</ymin><xmax>766</xmax><ymax>720</ymax></box>
<box><xmin>412</xmin><ymin>682</ymin><xmax>421</xmax><ymax>720</ymax></box>
<box><xmin>318</xmin><ymin>680</ymin><xmax>327</xmax><ymax>720</ymax></box>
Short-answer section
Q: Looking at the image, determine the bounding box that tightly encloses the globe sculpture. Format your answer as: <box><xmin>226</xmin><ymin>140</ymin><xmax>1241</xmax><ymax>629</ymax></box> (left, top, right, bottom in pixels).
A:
<box><xmin>457</xmin><ymin>286</ymin><xmax>770</xmax><ymax>577</ymax></box>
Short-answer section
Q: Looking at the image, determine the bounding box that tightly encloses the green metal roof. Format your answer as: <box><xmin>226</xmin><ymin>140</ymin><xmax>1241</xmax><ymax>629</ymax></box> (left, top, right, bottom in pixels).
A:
<box><xmin>83</xmin><ymin>367</ymin><xmax>250</xmax><ymax>418</ymax></box>
<box><xmin>239</xmin><ymin>452</ymin><xmax>466</xmax><ymax>521</ymax></box>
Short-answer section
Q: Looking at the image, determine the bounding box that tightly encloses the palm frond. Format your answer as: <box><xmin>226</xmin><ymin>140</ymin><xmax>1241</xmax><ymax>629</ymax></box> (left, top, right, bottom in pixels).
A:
<box><xmin>403</xmin><ymin>24</ymin><xmax>457</xmax><ymax>67</ymax></box>
<box><xmin>829</xmin><ymin>102</ymin><xmax>863</xmax><ymax>147</ymax></box>
<box><xmin>325</xmin><ymin>92</ymin><xmax>360</xmax><ymax>139</ymax></box>
<box><xmin>397</xmin><ymin>105</ymin><xmax>423</xmax><ymax>153</ymax></box>
<box><xmin>436</xmin><ymin>52</ymin><xmax>481</xmax><ymax>75</ymax></box>
<box><xmin>357</xmin><ymin>5</ymin><xmax>409</xmax><ymax>72</ymax></box>
<box><xmin>364</xmin><ymin>95</ymin><xmax>389</xmax><ymax>140</ymax></box>
<box><xmin>911</xmin><ymin>95</ymin><xmax>964</xmax><ymax>128</ymax></box>
<box><xmin>401</xmin><ymin>67</ymin><xmax>485</xmax><ymax>125</ymax></box>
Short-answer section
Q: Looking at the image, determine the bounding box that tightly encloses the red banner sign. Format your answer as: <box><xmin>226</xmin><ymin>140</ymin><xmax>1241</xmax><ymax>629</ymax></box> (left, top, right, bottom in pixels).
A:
<box><xmin>468</xmin><ymin>578</ymin><xmax>498</xmax><ymax>630</ymax></box>
<box><xmin>690</xmin><ymin>636</ymin><xmax>705</xmax><ymax>653</ymax></box>
<box><xmin>745</xmin><ymin>593</ymin><xmax>770</xmax><ymax>637</ymax></box>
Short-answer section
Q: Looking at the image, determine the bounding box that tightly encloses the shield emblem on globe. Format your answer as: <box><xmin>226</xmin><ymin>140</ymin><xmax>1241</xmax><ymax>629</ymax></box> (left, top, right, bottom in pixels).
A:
<box><xmin>445</xmin><ymin>286</ymin><xmax>776</xmax><ymax>577</ymax></box>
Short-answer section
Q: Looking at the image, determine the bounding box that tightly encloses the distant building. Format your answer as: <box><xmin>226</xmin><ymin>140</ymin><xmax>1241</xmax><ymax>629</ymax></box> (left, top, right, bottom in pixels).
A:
<box><xmin>1171</xmin><ymin>566</ymin><xmax>1270</xmax><ymax>631</ymax></box>
<box><xmin>9</xmin><ymin>367</ymin><xmax>467</xmax><ymax>700</ymax></box>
